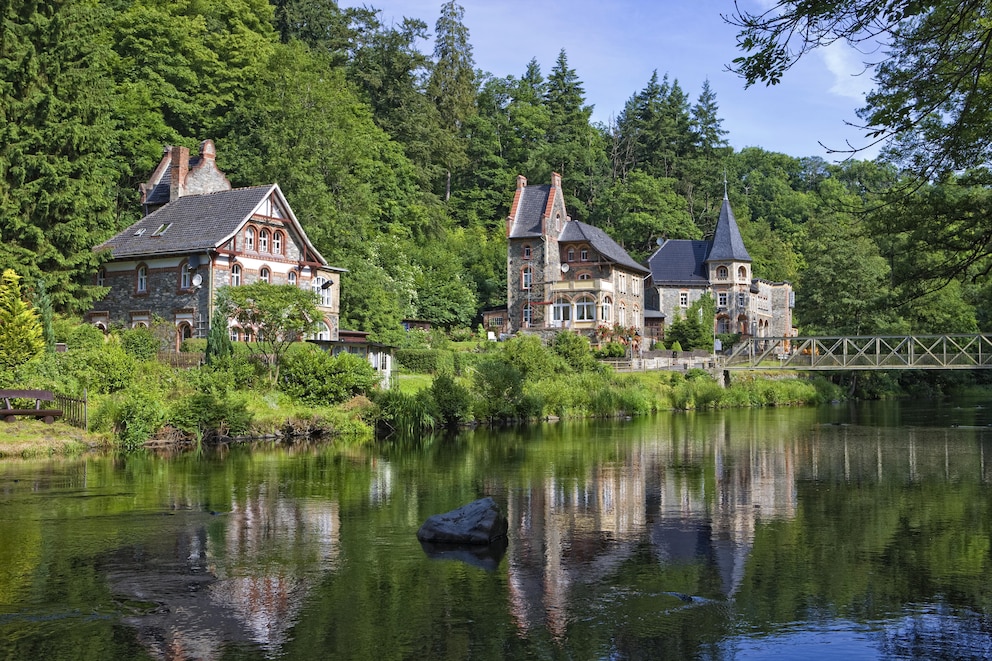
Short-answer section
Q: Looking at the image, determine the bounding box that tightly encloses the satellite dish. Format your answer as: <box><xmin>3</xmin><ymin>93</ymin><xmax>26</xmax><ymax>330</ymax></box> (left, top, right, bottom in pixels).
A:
<box><xmin>561</xmin><ymin>263</ymin><xmax>570</xmax><ymax>273</ymax></box>
<box><xmin>191</xmin><ymin>274</ymin><xmax>203</xmax><ymax>288</ymax></box>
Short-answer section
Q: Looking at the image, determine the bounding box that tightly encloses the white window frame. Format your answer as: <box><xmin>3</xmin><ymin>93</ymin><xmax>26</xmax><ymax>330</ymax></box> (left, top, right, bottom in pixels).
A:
<box><xmin>575</xmin><ymin>296</ymin><xmax>595</xmax><ymax>321</ymax></box>
<box><xmin>245</xmin><ymin>227</ymin><xmax>255</xmax><ymax>251</ymax></box>
<box><xmin>137</xmin><ymin>266</ymin><xmax>147</xmax><ymax>293</ymax></box>
<box><xmin>601</xmin><ymin>297</ymin><xmax>612</xmax><ymax>323</ymax></box>
<box><xmin>679</xmin><ymin>292</ymin><xmax>688</xmax><ymax>307</ymax></box>
<box><xmin>260</xmin><ymin>230</ymin><xmax>269</xmax><ymax>253</ymax></box>
<box><xmin>232</xmin><ymin>264</ymin><xmax>242</xmax><ymax>286</ymax></box>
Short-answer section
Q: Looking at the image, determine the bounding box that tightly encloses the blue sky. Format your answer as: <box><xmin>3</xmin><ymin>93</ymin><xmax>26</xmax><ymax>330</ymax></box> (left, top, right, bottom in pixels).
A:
<box><xmin>350</xmin><ymin>0</ymin><xmax>881</xmax><ymax>161</ymax></box>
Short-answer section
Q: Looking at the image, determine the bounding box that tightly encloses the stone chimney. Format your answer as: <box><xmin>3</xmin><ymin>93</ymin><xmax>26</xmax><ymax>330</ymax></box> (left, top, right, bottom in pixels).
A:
<box><xmin>516</xmin><ymin>174</ymin><xmax>527</xmax><ymax>189</ymax></box>
<box><xmin>551</xmin><ymin>171</ymin><xmax>562</xmax><ymax>189</ymax></box>
<box><xmin>169</xmin><ymin>146</ymin><xmax>190</xmax><ymax>202</ymax></box>
<box><xmin>199</xmin><ymin>139</ymin><xmax>216</xmax><ymax>161</ymax></box>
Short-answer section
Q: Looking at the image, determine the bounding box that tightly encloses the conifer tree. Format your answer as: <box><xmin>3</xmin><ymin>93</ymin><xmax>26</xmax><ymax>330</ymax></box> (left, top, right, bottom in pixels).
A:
<box><xmin>0</xmin><ymin>270</ymin><xmax>45</xmax><ymax>370</ymax></box>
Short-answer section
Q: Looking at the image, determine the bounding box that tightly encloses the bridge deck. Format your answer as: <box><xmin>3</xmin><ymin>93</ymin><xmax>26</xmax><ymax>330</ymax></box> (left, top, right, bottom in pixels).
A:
<box><xmin>723</xmin><ymin>335</ymin><xmax>992</xmax><ymax>370</ymax></box>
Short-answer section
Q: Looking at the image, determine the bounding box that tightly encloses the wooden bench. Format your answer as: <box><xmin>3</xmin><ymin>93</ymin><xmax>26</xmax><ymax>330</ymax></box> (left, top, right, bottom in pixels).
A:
<box><xmin>1</xmin><ymin>390</ymin><xmax>63</xmax><ymax>424</ymax></box>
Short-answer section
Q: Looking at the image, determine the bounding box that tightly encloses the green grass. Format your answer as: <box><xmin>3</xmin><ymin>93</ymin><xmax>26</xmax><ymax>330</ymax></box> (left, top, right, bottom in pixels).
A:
<box><xmin>395</xmin><ymin>373</ymin><xmax>434</xmax><ymax>394</ymax></box>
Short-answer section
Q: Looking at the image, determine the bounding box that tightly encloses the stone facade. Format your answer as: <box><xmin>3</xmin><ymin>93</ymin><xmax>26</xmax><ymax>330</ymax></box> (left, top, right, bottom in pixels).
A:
<box><xmin>90</xmin><ymin>141</ymin><xmax>343</xmax><ymax>347</ymax></box>
<box><xmin>506</xmin><ymin>174</ymin><xmax>648</xmax><ymax>338</ymax></box>
<box><xmin>646</xmin><ymin>194</ymin><xmax>794</xmax><ymax>344</ymax></box>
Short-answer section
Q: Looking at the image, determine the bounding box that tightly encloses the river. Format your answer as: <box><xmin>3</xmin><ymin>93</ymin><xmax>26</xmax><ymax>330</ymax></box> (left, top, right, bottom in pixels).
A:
<box><xmin>2</xmin><ymin>398</ymin><xmax>992</xmax><ymax>660</ymax></box>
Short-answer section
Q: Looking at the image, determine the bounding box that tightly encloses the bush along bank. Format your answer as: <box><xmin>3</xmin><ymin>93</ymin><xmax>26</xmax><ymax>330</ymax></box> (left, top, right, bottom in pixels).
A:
<box><xmin>372</xmin><ymin>333</ymin><xmax>842</xmax><ymax>437</ymax></box>
<box><xmin>1</xmin><ymin>322</ymin><xmax>378</xmax><ymax>451</ymax></box>
<box><xmin>2</xmin><ymin>320</ymin><xmax>838</xmax><ymax>451</ymax></box>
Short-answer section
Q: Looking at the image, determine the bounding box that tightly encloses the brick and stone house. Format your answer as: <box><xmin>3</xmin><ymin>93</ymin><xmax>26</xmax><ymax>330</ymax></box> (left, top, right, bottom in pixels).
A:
<box><xmin>89</xmin><ymin>140</ymin><xmax>344</xmax><ymax>347</ymax></box>
<box><xmin>644</xmin><ymin>192</ymin><xmax>794</xmax><ymax>345</ymax></box>
<box><xmin>505</xmin><ymin>173</ymin><xmax>649</xmax><ymax>338</ymax></box>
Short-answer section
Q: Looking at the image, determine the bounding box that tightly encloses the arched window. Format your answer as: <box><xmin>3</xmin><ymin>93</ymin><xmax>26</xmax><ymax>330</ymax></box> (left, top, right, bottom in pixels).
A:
<box><xmin>575</xmin><ymin>295</ymin><xmax>595</xmax><ymax>321</ymax></box>
<box><xmin>578</xmin><ymin>272</ymin><xmax>591</xmax><ymax>280</ymax></box>
<box><xmin>260</xmin><ymin>267</ymin><xmax>270</xmax><ymax>284</ymax></box>
<box><xmin>522</xmin><ymin>265</ymin><xmax>532</xmax><ymax>289</ymax></box>
<box><xmin>260</xmin><ymin>229</ymin><xmax>269</xmax><ymax>253</ymax></box>
<box><xmin>244</xmin><ymin>328</ymin><xmax>253</xmax><ymax>343</ymax></box>
<box><xmin>288</xmin><ymin>271</ymin><xmax>297</xmax><ymax>286</ymax></box>
<box><xmin>180</xmin><ymin>261</ymin><xmax>191</xmax><ymax>289</ymax></box>
<box><xmin>97</xmin><ymin>268</ymin><xmax>106</xmax><ymax>287</ymax></box>
<box><xmin>567</xmin><ymin>248</ymin><xmax>575</xmax><ymax>262</ymax></box>
<box><xmin>313</xmin><ymin>276</ymin><xmax>333</xmax><ymax>306</ymax></box>
<box><xmin>231</xmin><ymin>264</ymin><xmax>242</xmax><ymax>286</ymax></box>
<box><xmin>633</xmin><ymin>305</ymin><xmax>641</xmax><ymax>330</ymax></box>
<box><xmin>245</xmin><ymin>227</ymin><xmax>255</xmax><ymax>251</ymax></box>
<box><xmin>618</xmin><ymin>302</ymin><xmax>627</xmax><ymax>326</ymax></box>
<box><xmin>229</xmin><ymin>326</ymin><xmax>240</xmax><ymax>342</ymax></box>
<box><xmin>553</xmin><ymin>296</ymin><xmax>571</xmax><ymax>326</ymax></box>
<box><xmin>738</xmin><ymin>265</ymin><xmax>747</xmax><ymax>279</ymax></box>
<box><xmin>717</xmin><ymin>265</ymin><xmax>729</xmax><ymax>280</ymax></box>
<box><xmin>136</xmin><ymin>265</ymin><xmax>147</xmax><ymax>293</ymax></box>
<box><xmin>314</xmin><ymin>322</ymin><xmax>331</xmax><ymax>341</ymax></box>
<box><xmin>600</xmin><ymin>297</ymin><xmax>612</xmax><ymax>323</ymax></box>
<box><xmin>273</xmin><ymin>231</ymin><xmax>283</xmax><ymax>255</ymax></box>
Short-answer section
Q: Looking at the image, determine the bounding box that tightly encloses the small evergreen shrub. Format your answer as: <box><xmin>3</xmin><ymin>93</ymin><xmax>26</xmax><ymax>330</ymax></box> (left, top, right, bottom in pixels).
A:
<box><xmin>430</xmin><ymin>373</ymin><xmax>473</xmax><ymax>426</ymax></box>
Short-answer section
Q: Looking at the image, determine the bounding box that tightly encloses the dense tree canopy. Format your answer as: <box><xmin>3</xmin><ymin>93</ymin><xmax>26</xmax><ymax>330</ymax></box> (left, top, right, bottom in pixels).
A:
<box><xmin>0</xmin><ymin>0</ymin><xmax>988</xmax><ymax>339</ymax></box>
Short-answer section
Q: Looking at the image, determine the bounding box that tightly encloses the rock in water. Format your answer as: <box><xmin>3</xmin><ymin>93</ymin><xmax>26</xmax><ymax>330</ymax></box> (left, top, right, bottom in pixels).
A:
<box><xmin>416</xmin><ymin>497</ymin><xmax>508</xmax><ymax>545</ymax></box>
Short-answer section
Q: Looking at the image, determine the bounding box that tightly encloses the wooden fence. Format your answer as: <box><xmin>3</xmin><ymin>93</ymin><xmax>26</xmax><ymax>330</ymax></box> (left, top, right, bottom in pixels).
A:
<box><xmin>54</xmin><ymin>390</ymin><xmax>87</xmax><ymax>430</ymax></box>
<box><xmin>156</xmin><ymin>351</ymin><xmax>204</xmax><ymax>368</ymax></box>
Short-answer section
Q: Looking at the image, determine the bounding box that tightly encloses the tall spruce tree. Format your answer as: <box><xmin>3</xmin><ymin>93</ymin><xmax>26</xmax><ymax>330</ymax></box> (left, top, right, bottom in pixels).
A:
<box><xmin>426</xmin><ymin>0</ymin><xmax>476</xmax><ymax>199</ymax></box>
<box><xmin>0</xmin><ymin>0</ymin><xmax>121</xmax><ymax>313</ymax></box>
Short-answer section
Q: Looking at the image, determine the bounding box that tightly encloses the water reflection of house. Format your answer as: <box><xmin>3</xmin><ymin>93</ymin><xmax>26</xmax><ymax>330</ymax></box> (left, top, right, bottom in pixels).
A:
<box><xmin>109</xmin><ymin>491</ymin><xmax>340</xmax><ymax>660</ymax></box>
<box><xmin>505</xmin><ymin>428</ymin><xmax>798</xmax><ymax>636</ymax></box>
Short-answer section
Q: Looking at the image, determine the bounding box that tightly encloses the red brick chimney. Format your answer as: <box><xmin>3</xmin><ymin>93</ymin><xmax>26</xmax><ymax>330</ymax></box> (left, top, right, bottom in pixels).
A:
<box><xmin>169</xmin><ymin>146</ymin><xmax>190</xmax><ymax>201</ymax></box>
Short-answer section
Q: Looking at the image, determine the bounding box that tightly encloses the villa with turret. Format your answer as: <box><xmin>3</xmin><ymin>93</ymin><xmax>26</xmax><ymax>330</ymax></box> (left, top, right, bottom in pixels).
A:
<box><xmin>503</xmin><ymin>173</ymin><xmax>794</xmax><ymax>347</ymax></box>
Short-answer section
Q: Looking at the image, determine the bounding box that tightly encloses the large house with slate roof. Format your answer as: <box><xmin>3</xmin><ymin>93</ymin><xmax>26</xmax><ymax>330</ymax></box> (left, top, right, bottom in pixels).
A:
<box><xmin>644</xmin><ymin>192</ymin><xmax>794</xmax><ymax>345</ymax></box>
<box><xmin>89</xmin><ymin>140</ymin><xmax>344</xmax><ymax>347</ymax></box>
<box><xmin>505</xmin><ymin>173</ymin><xmax>649</xmax><ymax>337</ymax></box>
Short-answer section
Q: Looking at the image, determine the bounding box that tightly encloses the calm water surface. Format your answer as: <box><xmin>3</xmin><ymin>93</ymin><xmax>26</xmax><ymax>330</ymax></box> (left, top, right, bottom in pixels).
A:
<box><xmin>2</xmin><ymin>399</ymin><xmax>992</xmax><ymax>660</ymax></box>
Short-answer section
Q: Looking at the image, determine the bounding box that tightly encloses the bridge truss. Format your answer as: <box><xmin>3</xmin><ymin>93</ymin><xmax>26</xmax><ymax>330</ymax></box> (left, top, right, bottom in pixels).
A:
<box><xmin>723</xmin><ymin>335</ymin><xmax>992</xmax><ymax>370</ymax></box>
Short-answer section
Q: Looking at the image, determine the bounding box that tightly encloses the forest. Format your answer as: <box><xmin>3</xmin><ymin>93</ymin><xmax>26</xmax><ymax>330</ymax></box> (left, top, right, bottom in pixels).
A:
<box><xmin>2</xmin><ymin>0</ymin><xmax>991</xmax><ymax>344</ymax></box>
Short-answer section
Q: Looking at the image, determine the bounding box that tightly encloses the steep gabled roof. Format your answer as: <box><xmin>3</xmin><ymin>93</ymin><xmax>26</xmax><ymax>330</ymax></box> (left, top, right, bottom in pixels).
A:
<box><xmin>706</xmin><ymin>195</ymin><xmax>751</xmax><ymax>263</ymax></box>
<box><xmin>507</xmin><ymin>184</ymin><xmax>552</xmax><ymax>238</ymax></box>
<box><xmin>559</xmin><ymin>220</ymin><xmax>649</xmax><ymax>274</ymax></box>
<box><xmin>647</xmin><ymin>239</ymin><xmax>712</xmax><ymax>286</ymax></box>
<box><xmin>97</xmin><ymin>184</ymin><xmax>329</xmax><ymax>266</ymax></box>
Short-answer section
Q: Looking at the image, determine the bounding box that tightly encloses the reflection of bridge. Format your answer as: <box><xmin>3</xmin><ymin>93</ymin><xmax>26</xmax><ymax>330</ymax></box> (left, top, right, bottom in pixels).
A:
<box><xmin>723</xmin><ymin>335</ymin><xmax>992</xmax><ymax>371</ymax></box>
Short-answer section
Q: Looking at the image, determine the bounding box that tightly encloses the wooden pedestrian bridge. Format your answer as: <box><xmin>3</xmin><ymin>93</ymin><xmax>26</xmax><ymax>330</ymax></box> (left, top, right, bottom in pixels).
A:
<box><xmin>722</xmin><ymin>334</ymin><xmax>992</xmax><ymax>371</ymax></box>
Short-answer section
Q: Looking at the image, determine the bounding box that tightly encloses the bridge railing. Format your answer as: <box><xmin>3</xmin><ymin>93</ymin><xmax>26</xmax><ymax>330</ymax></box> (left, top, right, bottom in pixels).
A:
<box><xmin>723</xmin><ymin>334</ymin><xmax>992</xmax><ymax>370</ymax></box>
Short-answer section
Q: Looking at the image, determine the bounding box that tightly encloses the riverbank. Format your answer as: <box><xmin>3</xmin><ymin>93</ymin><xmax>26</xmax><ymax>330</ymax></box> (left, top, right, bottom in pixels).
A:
<box><xmin>0</xmin><ymin>420</ymin><xmax>107</xmax><ymax>458</ymax></box>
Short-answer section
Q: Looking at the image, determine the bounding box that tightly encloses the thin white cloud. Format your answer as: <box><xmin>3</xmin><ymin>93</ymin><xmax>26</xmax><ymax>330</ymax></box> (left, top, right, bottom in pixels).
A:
<box><xmin>821</xmin><ymin>42</ymin><xmax>875</xmax><ymax>101</ymax></box>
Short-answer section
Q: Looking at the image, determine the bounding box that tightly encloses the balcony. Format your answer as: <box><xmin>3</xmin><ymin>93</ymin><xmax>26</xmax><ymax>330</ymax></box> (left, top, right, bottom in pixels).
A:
<box><xmin>549</xmin><ymin>278</ymin><xmax>614</xmax><ymax>293</ymax></box>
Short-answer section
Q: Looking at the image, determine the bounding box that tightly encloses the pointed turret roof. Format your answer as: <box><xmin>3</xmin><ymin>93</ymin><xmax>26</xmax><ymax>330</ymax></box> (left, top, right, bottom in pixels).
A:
<box><xmin>706</xmin><ymin>195</ymin><xmax>750</xmax><ymax>263</ymax></box>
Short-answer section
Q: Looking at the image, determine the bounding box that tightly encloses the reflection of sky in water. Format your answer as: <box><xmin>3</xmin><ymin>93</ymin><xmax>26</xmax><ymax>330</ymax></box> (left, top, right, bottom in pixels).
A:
<box><xmin>721</xmin><ymin>607</ymin><xmax>992</xmax><ymax>660</ymax></box>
